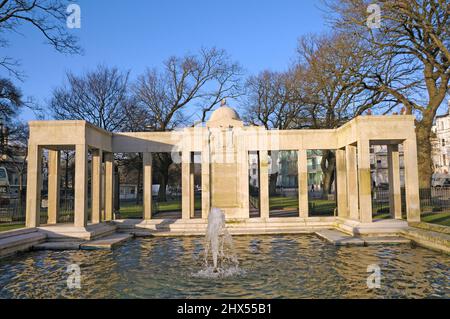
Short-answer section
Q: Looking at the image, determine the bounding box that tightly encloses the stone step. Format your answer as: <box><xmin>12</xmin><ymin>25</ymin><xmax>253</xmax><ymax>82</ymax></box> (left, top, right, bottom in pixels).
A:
<box><xmin>0</xmin><ymin>231</ymin><xmax>47</xmax><ymax>258</ymax></box>
<box><xmin>0</xmin><ymin>227</ymin><xmax>37</xmax><ymax>240</ymax></box>
<box><xmin>402</xmin><ymin>227</ymin><xmax>450</xmax><ymax>254</ymax></box>
<box><xmin>80</xmin><ymin>233</ymin><xmax>133</xmax><ymax>250</ymax></box>
<box><xmin>40</xmin><ymin>223</ymin><xmax>117</xmax><ymax>242</ymax></box>
<box><xmin>33</xmin><ymin>241</ymin><xmax>82</xmax><ymax>251</ymax></box>
<box><xmin>362</xmin><ymin>236</ymin><xmax>411</xmax><ymax>245</ymax></box>
<box><xmin>315</xmin><ymin>229</ymin><xmax>365</xmax><ymax>246</ymax></box>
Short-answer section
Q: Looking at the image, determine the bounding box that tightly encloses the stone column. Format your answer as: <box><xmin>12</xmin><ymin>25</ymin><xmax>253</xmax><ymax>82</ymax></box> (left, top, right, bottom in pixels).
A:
<box><xmin>190</xmin><ymin>153</ymin><xmax>195</xmax><ymax>218</ymax></box>
<box><xmin>298</xmin><ymin>149</ymin><xmax>309</xmax><ymax>218</ymax></box>
<box><xmin>259</xmin><ymin>150</ymin><xmax>269</xmax><ymax>219</ymax></box>
<box><xmin>181</xmin><ymin>151</ymin><xmax>191</xmax><ymax>220</ymax></box>
<box><xmin>104</xmin><ymin>152</ymin><xmax>114</xmax><ymax>221</ymax></box>
<box><xmin>143</xmin><ymin>152</ymin><xmax>152</xmax><ymax>220</ymax></box>
<box><xmin>201</xmin><ymin>134</ymin><xmax>211</xmax><ymax>219</ymax></box>
<box><xmin>403</xmin><ymin>138</ymin><xmax>421</xmax><ymax>222</ymax></box>
<box><xmin>387</xmin><ymin>144</ymin><xmax>402</xmax><ymax>219</ymax></box>
<box><xmin>74</xmin><ymin>144</ymin><xmax>88</xmax><ymax>228</ymax></box>
<box><xmin>346</xmin><ymin>144</ymin><xmax>359</xmax><ymax>220</ymax></box>
<box><xmin>357</xmin><ymin>139</ymin><xmax>372</xmax><ymax>223</ymax></box>
<box><xmin>91</xmin><ymin>149</ymin><xmax>102</xmax><ymax>224</ymax></box>
<box><xmin>336</xmin><ymin>148</ymin><xmax>348</xmax><ymax>218</ymax></box>
<box><xmin>25</xmin><ymin>144</ymin><xmax>43</xmax><ymax>228</ymax></box>
<box><xmin>47</xmin><ymin>149</ymin><xmax>61</xmax><ymax>224</ymax></box>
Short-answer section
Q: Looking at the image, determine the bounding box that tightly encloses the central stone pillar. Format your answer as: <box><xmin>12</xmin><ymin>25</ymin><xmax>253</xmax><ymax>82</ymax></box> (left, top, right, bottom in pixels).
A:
<box><xmin>104</xmin><ymin>152</ymin><xmax>114</xmax><ymax>221</ymax></box>
<box><xmin>91</xmin><ymin>149</ymin><xmax>103</xmax><ymax>224</ymax></box>
<box><xmin>26</xmin><ymin>144</ymin><xmax>43</xmax><ymax>228</ymax></box>
<box><xmin>336</xmin><ymin>148</ymin><xmax>348</xmax><ymax>218</ymax></box>
<box><xmin>357</xmin><ymin>139</ymin><xmax>372</xmax><ymax>223</ymax></box>
<box><xmin>47</xmin><ymin>149</ymin><xmax>61</xmax><ymax>224</ymax></box>
<box><xmin>181</xmin><ymin>151</ymin><xmax>192</xmax><ymax>220</ymax></box>
<box><xmin>387</xmin><ymin>144</ymin><xmax>402</xmax><ymax>219</ymax></box>
<box><xmin>143</xmin><ymin>152</ymin><xmax>152</xmax><ymax>220</ymax></box>
<box><xmin>403</xmin><ymin>138</ymin><xmax>421</xmax><ymax>222</ymax></box>
<box><xmin>201</xmin><ymin>131</ymin><xmax>211</xmax><ymax>219</ymax></box>
<box><xmin>209</xmin><ymin>128</ymin><xmax>246</xmax><ymax>219</ymax></box>
<box><xmin>298</xmin><ymin>149</ymin><xmax>308</xmax><ymax>218</ymax></box>
<box><xmin>74</xmin><ymin>144</ymin><xmax>88</xmax><ymax>227</ymax></box>
<box><xmin>345</xmin><ymin>144</ymin><xmax>359</xmax><ymax>220</ymax></box>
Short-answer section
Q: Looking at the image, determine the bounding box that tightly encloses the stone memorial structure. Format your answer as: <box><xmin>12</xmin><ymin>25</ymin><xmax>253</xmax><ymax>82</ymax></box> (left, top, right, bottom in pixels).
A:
<box><xmin>25</xmin><ymin>103</ymin><xmax>421</xmax><ymax>234</ymax></box>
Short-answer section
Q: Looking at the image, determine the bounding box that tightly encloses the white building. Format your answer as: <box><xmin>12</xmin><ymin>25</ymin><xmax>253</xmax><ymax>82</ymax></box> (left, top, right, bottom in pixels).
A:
<box><xmin>432</xmin><ymin>101</ymin><xmax>450</xmax><ymax>175</ymax></box>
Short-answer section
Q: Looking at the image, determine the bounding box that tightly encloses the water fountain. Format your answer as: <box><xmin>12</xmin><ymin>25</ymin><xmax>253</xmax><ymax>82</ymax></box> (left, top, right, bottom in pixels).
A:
<box><xmin>195</xmin><ymin>207</ymin><xmax>240</xmax><ymax>277</ymax></box>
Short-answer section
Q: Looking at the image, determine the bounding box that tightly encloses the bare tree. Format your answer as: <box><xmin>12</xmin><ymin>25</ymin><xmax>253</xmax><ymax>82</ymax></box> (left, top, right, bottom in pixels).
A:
<box><xmin>0</xmin><ymin>0</ymin><xmax>81</xmax><ymax>79</ymax></box>
<box><xmin>326</xmin><ymin>0</ymin><xmax>450</xmax><ymax>188</ymax></box>
<box><xmin>243</xmin><ymin>70</ymin><xmax>306</xmax><ymax>130</ymax></box>
<box><xmin>243</xmin><ymin>70</ymin><xmax>308</xmax><ymax>195</ymax></box>
<box><xmin>132</xmin><ymin>48</ymin><xmax>243</xmax><ymax>201</ymax></box>
<box><xmin>296</xmin><ymin>32</ymin><xmax>393</xmax><ymax>197</ymax></box>
<box><xmin>0</xmin><ymin>78</ymin><xmax>22</xmax><ymax>123</ymax></box>
<box><xmin>50</xmin><ymin>65</ymin><xmax>130</xmax><ymax>132</ymax></box>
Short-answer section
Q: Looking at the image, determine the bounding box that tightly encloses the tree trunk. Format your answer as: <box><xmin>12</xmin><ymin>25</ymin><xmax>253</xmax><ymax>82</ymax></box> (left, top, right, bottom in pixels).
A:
<box><xmin>269</xmin><ymin>172</ymin><xmax>278</xmax><ymax>196</ymax></box>
<box><xmin>136</xmin><ymin>164</ymin><xmax>142</xmax><ymax>205</ymax></box>
<box><xmin>416</xmin><ymin>119</ymin><xmax>434</xmax><ymax>189</ymax></box>
<box><xmin>320</xmin><ymin>150</ymin><xmax>336</xmax><ymax>199</ymax></box>
<box><xmin>157</xmin><ymin>170</ymin><xmax>169</xmax><ymax>202</ymax></box>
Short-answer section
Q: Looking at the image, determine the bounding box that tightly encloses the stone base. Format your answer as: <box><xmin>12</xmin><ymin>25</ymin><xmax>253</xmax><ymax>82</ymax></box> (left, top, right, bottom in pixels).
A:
<box><xmin>114</xmin><ymin>217</ymin><xmax>337</xmax><ymax>236</ymax></box>
<box><xmin>38</xmin><ymin>222</ymin><xmax>117</xmax><ymax>242</ymax></box>
<box><xmin>336</xmin><ymin>218</ymin><xmax>409</xmax><ymax>237</ymax></box>
<box><xmin>0</xmin><ymin>228</ymin><xmax>46</xmax><ymax>258</ymax></box>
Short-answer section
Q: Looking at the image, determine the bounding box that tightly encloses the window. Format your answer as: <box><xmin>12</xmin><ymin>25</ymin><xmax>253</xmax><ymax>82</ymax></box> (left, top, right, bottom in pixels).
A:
<box><xmin>443</xmin><ymin>139</ymin><xmax>446</xmax><ymax>147</ymax></box>
<box><xmin>443</xmin><ymin>154</ymin><xmax>447</xmax><ymax>166</ymax></box>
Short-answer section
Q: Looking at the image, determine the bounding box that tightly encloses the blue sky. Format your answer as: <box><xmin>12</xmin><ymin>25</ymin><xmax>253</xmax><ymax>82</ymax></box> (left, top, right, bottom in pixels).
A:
<box><xmin>3</xmin><ymin>0</ymin><xmax>327</xmax><ymax>121</ymax></box>
<box><xmin>5</xmin><ymin>0</ymin><xmax>447</xmax><ymax>122</ymax></box>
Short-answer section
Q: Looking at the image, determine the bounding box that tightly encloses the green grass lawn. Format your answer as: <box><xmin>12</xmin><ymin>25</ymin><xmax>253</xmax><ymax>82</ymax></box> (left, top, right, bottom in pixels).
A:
<box><xmin>119</xmin><ymin>198</ymin><xmax>201</xmax><ymax>219</ymax></box>
<box><xmin>0</xmin><ymin>223</ymin><xmax>25</xmax><ymax>232</ymax></box>
<box><xmin>269</xmin><ymin>195</ymin><xmax>336</xmax><ymax>216</ymax></box>
<box><xmin>421</xmin><ymin>212</ymin><xmax>450</xmax><ymax>227</ymax></box>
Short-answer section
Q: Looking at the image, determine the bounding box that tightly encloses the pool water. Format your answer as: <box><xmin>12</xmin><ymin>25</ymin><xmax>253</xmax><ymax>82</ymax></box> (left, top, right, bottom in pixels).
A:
<box><xmin>0</xmin><ymin>235</ymin><xmax>448</xmax><ymax>298</ymax></box>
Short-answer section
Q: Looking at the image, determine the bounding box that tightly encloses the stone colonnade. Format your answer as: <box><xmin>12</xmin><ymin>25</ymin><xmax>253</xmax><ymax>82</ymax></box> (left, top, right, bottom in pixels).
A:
<box><xmin>25</xmin><ymin>115</ymin><xmax>421</xmax><ymax>228</ymax></box>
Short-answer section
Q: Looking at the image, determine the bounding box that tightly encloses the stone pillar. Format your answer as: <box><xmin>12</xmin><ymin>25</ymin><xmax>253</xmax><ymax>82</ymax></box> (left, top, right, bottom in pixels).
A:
<box><xmin>104</xmin><ymin>152</ymin><xmax>114</xmax><ymax>221</ymax></box>
<box><xmin>181</xmin><ymin>151</ymin><xmax>191</xmax><ymax>220</ymax></box>
<box><xmin>346</xmin><ymin>144</ymin><xmax>359</xmax><ymax>220</ymax></box>
<box><xmin>47</xmin><ymin>149</ymin><xmax>61</xmax><ymax>224</ymax></box>
<box><xmin>190</xmin><ymin>153</ymin><xmax>195</xmax><ymax>218</ymax></box>
<box><xmin>387</xmin><ymin>144</ymin><xmax>402</xmax><ymax>219</ymax></box>
<box><xmin>143</xmin><ymin>152</ymin><xmax>152</xmax><ymax>220</ymax></box>
<box><xmin>74</xmin><ymin>144</ymin><xmax>88</xmax><ymax>228</ymax></box>
<box><xmin>91</xmin><ymin>149</ymin><xmax>103</xmax><ymax>224</ymax></box>
<box><xmin>239</xmin><ymin>147</ymin><xmax>250</xmax><ymax>218</ymax></box>
<box><xmin>403</xmin><ymin>138</ymin><xmax>421</xmax><ymax>222</ymax></box>
<box><xmin>298</xmin><ymin>149</ymin><xmax>309</xmax><ymax>218</ymax></box>
<box><xmin>336</xmin><ymin>148</ymin><xmax>347</xmax><ymax>218</ymax></box>
<box><xmin>201</xmin><ymin>135</ymin><xmax>211</xmax><ymax>219</ymax></box>
<box><xmin>25</xmin><ymin>144</ymin><xmax>43</xmax><ymax>228</ymax></box>
<box><xmin>259</xmin><ymin>150</ymin><xmax>269</xmax><ymax>219</ymax></box>
<box><xmin>357</xmin><ymin>139</ymin><xmax>372</xmax><ymax>223</ymax></box>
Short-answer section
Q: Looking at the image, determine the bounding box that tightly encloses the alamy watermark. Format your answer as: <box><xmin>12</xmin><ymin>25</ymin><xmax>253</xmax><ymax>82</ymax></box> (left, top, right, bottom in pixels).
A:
<box><xmin>366</xmin><ymin>264</ymin><xmax>381</xmax><ymax>289</ymax></box>
<box><xmin>66</xmin><ymin>264</ymin><xmax>81</xmax><ymax>289</ymax></box>
<box><xmin>367</xmin><ymin>4</ymin><xmax>381</xmax><ymax>29</ymax></box>
<box><xmin>66</xmin><ymin>4</ymin><xmax>81</xmax><ymax>29</ymax></box>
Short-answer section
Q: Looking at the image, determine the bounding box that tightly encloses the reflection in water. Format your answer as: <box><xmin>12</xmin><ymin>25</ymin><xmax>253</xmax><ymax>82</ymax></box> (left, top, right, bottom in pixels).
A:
<box><xmin>0</xmin><ymin>235</ymin><xmax>448</xmax><ymax>298</ymax></box>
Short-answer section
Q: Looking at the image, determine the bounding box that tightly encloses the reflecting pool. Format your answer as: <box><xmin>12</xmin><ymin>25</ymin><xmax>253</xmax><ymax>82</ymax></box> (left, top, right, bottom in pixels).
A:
<box><xmin>0</xmin><ymin>235</ymin><xmax>448</xmax><ymax>298</ymax></box>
